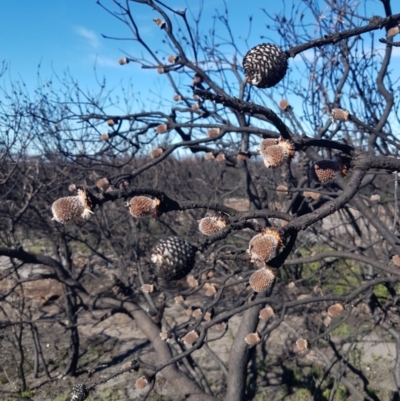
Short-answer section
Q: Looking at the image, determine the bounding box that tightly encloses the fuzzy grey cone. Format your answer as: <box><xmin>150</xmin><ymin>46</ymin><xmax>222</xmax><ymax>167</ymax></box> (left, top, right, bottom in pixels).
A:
<box><xmin>70</xmin><ymin>384</ymin><xmax>89</xmax><ymax>401</ymax></box>
<box><xmin>151</xmin><ymin>236</ymin><xmax>196</xmax><ymax>280</ymax></box>
<box><xmin>243</xmin><ymin>43</ymin><xmax>288</xmax><ymax>88</ymax></box>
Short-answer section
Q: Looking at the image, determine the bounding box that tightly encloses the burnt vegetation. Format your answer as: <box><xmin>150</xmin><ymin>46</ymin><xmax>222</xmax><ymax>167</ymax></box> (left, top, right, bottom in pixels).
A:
<box><xmin>1</xmin><ymin>0</ymin><xmax>400</xmax><ymax>400</ymax></box>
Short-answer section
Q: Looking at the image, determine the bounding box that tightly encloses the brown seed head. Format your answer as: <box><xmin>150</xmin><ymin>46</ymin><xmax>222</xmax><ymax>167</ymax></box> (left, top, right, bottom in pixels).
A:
<box><xmin>174</xmin><ymin>295</ymin><xmax>185</xmax><ymax>303</ymax></box>
<box><xmin>173</xmin><ymin>94</ymin><xmax>182</xmax><ymax>101</ymax></box>
<box><xmin>191</xmin><ymin>103</ymin><xmax>200</xmax><ymax>111</ymax></box>
<box><xmin>207</xmin><ymin>128</ymin><xmax>220</xmax><ymax>138</ymax></box>
<box><xmin>331</xmin><ymin>108</ymin><xmax>349</xmax><ymax>121</ymax></box>
<box><xmin>309</xmin><ymin>159</ymin><xmax>342</xmax><ymax>184</ymax></box>
<box><xmin>261</xmin><ymin>139</ymin><xmax>294</xmax><ymax>168</ymax></box>
<box><xmin>156</xmin><ymin>124</ymin><xmax>167</xmax><ymax>134</ymax></box>
<box><xmin>249</xmin><ymin>267</ymin><xmax>276</xmax><ymax>292</ymax></box>
<box><xmin>205</xmin><ymin>285</ymin><xmax>217</xmax><ymax>297</ymax></box>
<box><xmin>392</xmin><ymin>255</ymin><xmax>400</xmax><ymax>267</ymax></box>
<box><xmin>135</xmin><ymin>376</ymin><xmax>149</xmax><ymax>389</ymax></box>
<box><xmin>187</xmin><ymin>275</ymin><xmax>199</xmax><ymax>288</ymax></box>
<box><xmin>96</xmin><ymin>178</ymin><xmax>110</xmax><ymax>188</ymax></box>
<box><xmin>258</xmin><ymin>138</ymin><xmax>279</xmax><ymax>158</ymax></box>
<box><xmin>68</xmin><ymin>183</ymin><xmax>76</xmax><ymax>192</ymax></box>
<box><xmin>303</xmin><ymin>191</ymin><xmax>321</xmax><ymax>200</ymax></box>
<box><xmin>327</xmin><ymin>303</ymin><xmax>344</xmax><ymax>317</ymax></box>
<box><xmin>279</xmin><ymin>99</ymin><xmax>290</xmax><ymax>111</ymax></box>
<box><xmin>193</xmin><ymin>94</ymin><xmax>200</xmax><ymax>100</ymax></box>
<box><xmin>181</xmin><ymin>330</ymin><xmax>199</xmax><ymax>346</ymax></box>
<box><xmin>198</xmin><ymin>216</ymin><xmax>227</xmax><ymax>236</ymax></box>
<box><xmin>118</xmin><ymin>57</ymin><xmax>129</xmax><ymax>65</ymax></box>
<box><xmin>204</xmin><ymin>152</ymin><xmax>215</xmax><ymax>160</ymax></box>
<box><xmin>129</xmin><ymin>196</ymin><xmax>160</xmax><ymax>218</ymax></box>
<box><xmin>245</xmin><ymin>332</ymin><xmax>261</xmax><ymax>345</ymax></box>
<box><xmin>100</xmin><ymin>133</ymin><xmax>109</xmax><ymax>141</ymax></box>
<box><xmin>157</xmin><ymin>66</ymin><xmax>164</xmax><ymax>74</ymax></box>
<box><xmin>237</xmin><ymin>152</ymin><xmax>249</xmax><ymax>161</ymax></box>
<box><xmin>52</xmin><ymin>191</ymin><xmax>93</xmax><ymax>224</ymax></box>
<box><xmin>204</xmin><ymin>311</ymin><xmax>212</xmax><ymax>321</ymax></box>
<box><xmin>160</xmin><ymin>330</ymin><xmax>172</xmax><ymax>342</ymax></box>
<box><xmin>295</xmin><ymin>338</ymin><xmax>309</xmax><ymax>352</ymax></box>
<box><xmin>213</xmin><ymin>322</ymin><xmax>227</xmax><ymax>331</ymax></box>
<box><xmin>370</xmin><ymin>194</ymin><xmax>380</xmax><ymax>202</ymax></box>
<box><xmin>276</xmin><ymin>185</ymin><xmax>288</xmax><ymax>196</ymax></box>
<box><xmin>248</xmin><ymin>228</ymin><xmax>282</xmax><ymax>263</ymax></box>
<box><xmin>215</xmin><ymin>153</ymin><xmax>225</xmax><ymax>162</ymax></box>
<box><xmin>150</xmin><ymin>147</ymin><xmax>164</xmax><ymax>159</ymax></box>
<box><xmin>324</xmin><ymin>315</ymin><xmax>332</xmax><ymax>326</ymax></box>
<box><xmin>388</xmin><ymin>26</ymin><xmax>400</xmax><ymax>37</ymax></box>
<box><xmin>107</xmin><ymin>118</ymin><xmax>117</xmax><ymax>127</ymax></box>
<box><xmin>141</xmin><ymin>284</ymin><xmax>154</xmax><ymax>293</ymax></box>
<box><xmin>185</xmin><ymin>308</ymin><xmax>194</xmax><ymax>316</ymax></box>
<box><xmin>192</xmin><ymin>308</ymin><xmax>202</xmax><ymax>318</ymax></box>
<box><xmin>259</xmin><ymin>306</ymin><xmax>275</xmax><ymax>320</ymax></box>
<box><xmin>168</xmin><ymin>55</ymin><xmax>178</xmax><ymax>63</ymax></box>
<box><xmin>153</xmin><ymin>18</ymin><xmax>166</xmax><ymax>28</ymax></box>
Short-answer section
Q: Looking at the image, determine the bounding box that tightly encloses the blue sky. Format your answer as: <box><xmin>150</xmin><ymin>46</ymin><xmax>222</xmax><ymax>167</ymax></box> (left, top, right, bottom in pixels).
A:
<box><xmin>1</xmin><ymin>1</ymin><xmax>399</xmax><ymax>109</ymax></box>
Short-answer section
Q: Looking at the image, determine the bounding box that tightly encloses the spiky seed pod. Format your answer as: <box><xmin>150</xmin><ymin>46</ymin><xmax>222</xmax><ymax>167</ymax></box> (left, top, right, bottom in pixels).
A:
<box><xmin>150</xmin><ymin>147</ymin><xmax>164</xmax><ymax>159</ymax></box>
<box><xmin>370</xmin><ymin>194</ymin><xmax>381</xmax><ymax>202</ymax></box>
<box><xmin>259</xmin><ymin>306</ymin><xmax>275</xmax><ymax>320</ymax></box>
<box><xmin>303</xmin><ymin>191</ymin><xmax>321</xmax><ymax>200</ymax></box>
<box><xmin>100</xmin><ymin>133</ymin><xmax>109</xmax><ymax>141</ymax></box>
<box><xmin>198</xmin><ymin>216</ymin><xmax>227</xmax><ymax>236</ymax></box>
<box><xmin>392</xmin><ymin>255</ymin><xmax>400</xmax><ymax>267</ymax></box>
<box><xmin>141</xmin><ymin>284</ymin><xmax>154</xmax><ymax>293</ymax></box>
<box><xmin>173</xmin><ymin>94</ymin><xmax>182</xmax><ymax>101</ymax></box>
<box><xmin>174</xmin><ymin>295</ymin><xmax>185</xmax><ymax>303</ymax></box>
<box><xmin>129</xmin><ymin>196</ymin><xmax>161</xmax><ymax>218</ymax></box>
<box><xmin>119</xmin><ymin>57</ymin><xmax>129</xmax><ymax>65</ymax></box>
<box><xmin>168</xmin><ymin>55</ymin><xmax>178</xmax><ymax>63</ymax></box>
<box><xmin>276</xmin><ymin>185</ymin><xmax>288</xmax><ymax>196</ymax></box>
<box><xmin>204</xmin><ymin>152</ymin><xmax>215</xmax><ymax>160</ymax></box>
<box><xmin>70</xmin><ymin>384</ymin><xmax>89</xmax><ymax>401</ymax></box>
<box><xmin>207</xmin><ymin>128</ymin><xmax>220</xmax><ymax>138</ymax></box>
<box><xmin>327</xmin><ymin>303</ymin><xmax>344</xmax><ymax>317</ymax></box>
<box><xmin>135</xmin><ymin>376</ymin><xmax>149</xmax><ymax>389</ymax></box>
<box><xmin>309</xmin><ymin>159</ymin><xmax>343</xmax><ymax>184</ymax></box>
<box><xmin>192</xmin><ymin>308</ymin><xmax>202</xmax><ymax>318</ymax></box>
<box><xmin>96</xmin><ymin>178</ymin><xmax>110</xmax><ymax>189</ymax></box>
<box><xmin>107</xmin><ymin>118</ymin><xmax>117</xmax><ymax>126</ymax></box>
<box><xmin>153</xmin><ymin>18</ymin><xmax>166</xmax><ymax>29</ymax></box>
<box><xmin>150</xmin><ymin>236</ymin><xmax>196</xmax><ymax>280</ymax></box>
<box><xmin>187</xmin><ymin>275</ymin><xmax>199</xmax><ymax>288</ymax></box>
<box><xmin>181</xmin><ymin>330</ymin><xmax>199</xmax><ymax>346</ymax></box>
<box><xmin>156</xmin><ymin>124</ymin><xmax>167</xmax><ymax>134</ymax></box>
<box><xmin>279</xmin><ymin>99</ymin><xmax>290</xmax><ymax>111</ymax></box>
<box><xmin>331</xmin><ymin>108</ymin><xmax>349</xmax><ymax>121</ymax></box>
<box><xmin>215</xmin><ymin>153</ymin><xmax>225</xmax><ymax>162</ymax></box>
<box><xmin>261</xmin><ymin>139</ymin><xmax>294</xmax><ymax>169</ymax></box>
<box><xmin>249</xmin><ymin>267</ymin><xmax>276</xmax><ymax>292</ymax></box>
<box><xmin>52</xmin><ymin>189</ymin><xmax>93</xmax><ymax>224</ymax></box>
<box><xmin>388</xmin><ymin>26</ymin><xmax>400</xmax><ymax>37</ymax></box>
<box><xmin>248</xmin><ymin>228</ymin><xmax>282</xmax><ymax>263</ymax></box>
<box><xmin>295</xmin><ymin>338</ymin><xmax>309</xmax><ymax>352</ymax></box>
<box><xmin>243</xmin><ymin>43</ymin><xmax>288</xmax><ymax>88</ymax></box>
<box><xmin>245</xmin><ymin>332</ymin><xmax>261</xmax><ymax>345</ymax></box>
<box><xmin>157</xmin><ymin>66</ymin><xmax>164</xmax><ymax>74</ymax></box>
<box><xmin>258</xmin><ymin>138</ymin><xmax>279</xmax><ymax>158</ymax></box>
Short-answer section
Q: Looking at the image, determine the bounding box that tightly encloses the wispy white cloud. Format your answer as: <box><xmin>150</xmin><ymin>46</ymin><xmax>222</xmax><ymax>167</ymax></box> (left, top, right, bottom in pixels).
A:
<box><xmin>75</xmin><ymin>26</ymin><xmax>100</xmax><ymax>49</ymax></box>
